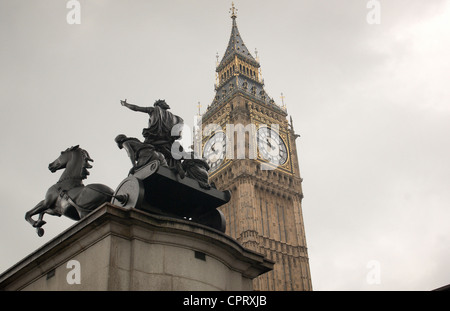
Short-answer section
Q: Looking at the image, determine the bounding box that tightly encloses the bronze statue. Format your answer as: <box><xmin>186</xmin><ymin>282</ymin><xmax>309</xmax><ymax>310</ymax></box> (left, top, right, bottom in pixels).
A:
<box><xmin>22</xmin><ymin>97</ymin><xmax>230</xmax><ymax>236</ymax></box>
<box><xmin>121</xmin><ymin>99</ymin><xmax>184</xmax><ymax>166</ymax></box>
<box><xmin>113</xmin><ymin>98</ymin><xmax>228</xmax><ymax>232</ymax></box>
<box><xmin>121</xmin><ymin>99</ymin><xmax>189</xmax><ymax>178</ymax></box>
<box><xmin>115</xmin><ymin>134</ymin><xmax>168</xmax><ymax>175</ymax></box>
<box><xmin>25</xmin><ymin>145</ymin><xmax>115</xmax><ymax>236</ymax></box>
<box><xmin>182</xmin><ymin>156</ymin><xmax>212</xmax><ymax>190</ymax></box>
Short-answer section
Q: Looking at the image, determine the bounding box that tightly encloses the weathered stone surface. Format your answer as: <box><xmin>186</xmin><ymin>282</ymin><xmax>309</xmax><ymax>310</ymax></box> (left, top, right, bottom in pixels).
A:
<box><xmin>0</xmin><ymin>203</ymin><xmax>273</xmax><ymax>291</ymax></box>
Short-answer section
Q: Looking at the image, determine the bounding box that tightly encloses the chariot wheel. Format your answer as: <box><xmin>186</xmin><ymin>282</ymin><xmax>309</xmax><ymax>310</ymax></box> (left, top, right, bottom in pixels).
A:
<box><xmin>111</xmin><ymin>176</ymin><xmax>145</xmax><ymax>209</ymax></box>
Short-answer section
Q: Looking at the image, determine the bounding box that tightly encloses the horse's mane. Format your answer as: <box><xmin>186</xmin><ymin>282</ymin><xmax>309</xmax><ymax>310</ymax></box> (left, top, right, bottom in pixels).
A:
<box><xmin>65</xmin><ymin>145</ymin><xmax>93</xmax><ymax>180</ymax></box>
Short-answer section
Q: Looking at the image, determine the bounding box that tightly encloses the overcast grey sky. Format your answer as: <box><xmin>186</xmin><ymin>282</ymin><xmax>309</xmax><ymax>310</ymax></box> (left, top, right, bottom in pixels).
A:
<box><xmin>1</xmin><ymin>0</ymin><xmax>449</xmax><ymax>291</ymax></box>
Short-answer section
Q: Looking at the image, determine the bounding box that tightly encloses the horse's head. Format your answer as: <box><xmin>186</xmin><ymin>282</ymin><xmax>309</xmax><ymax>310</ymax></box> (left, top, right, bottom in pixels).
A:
<box><xmin>48</xmin><ymin>145</ymin><xmax>93</xmax><ymax>179</ymax></box>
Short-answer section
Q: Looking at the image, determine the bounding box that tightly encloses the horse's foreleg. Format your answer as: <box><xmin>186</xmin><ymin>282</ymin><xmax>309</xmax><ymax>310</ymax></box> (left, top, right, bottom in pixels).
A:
<box><xmin>34</xmin><ymin>211</ymin><xmax>47</xmax><ymax>228</ymax></box>
<box><xmin>25</xmin><ymin>200</ymin><xmax>48</xmax><ymax>227</ymax></box>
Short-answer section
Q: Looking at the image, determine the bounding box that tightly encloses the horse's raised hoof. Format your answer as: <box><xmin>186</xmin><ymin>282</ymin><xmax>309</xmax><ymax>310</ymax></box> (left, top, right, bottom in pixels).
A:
<box><xmin>36</xmin><ymin>227</ymin><xmax>45</xmax><ymax>237</ymax></box>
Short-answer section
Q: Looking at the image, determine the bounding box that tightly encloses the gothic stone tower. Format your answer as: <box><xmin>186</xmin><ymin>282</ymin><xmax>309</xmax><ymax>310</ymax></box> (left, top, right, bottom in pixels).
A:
<box><xmin>200</xmin><ymin>6</ymin><xmax>312</xmax><ymax>291</ymax></box>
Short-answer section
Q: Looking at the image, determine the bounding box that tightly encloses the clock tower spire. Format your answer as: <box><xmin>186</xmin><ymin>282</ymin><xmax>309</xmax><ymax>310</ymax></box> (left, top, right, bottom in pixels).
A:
<box><xmin>201</xmin><ymin>4</ymin><xmax>312</xmax><ymax>291</ymax></box>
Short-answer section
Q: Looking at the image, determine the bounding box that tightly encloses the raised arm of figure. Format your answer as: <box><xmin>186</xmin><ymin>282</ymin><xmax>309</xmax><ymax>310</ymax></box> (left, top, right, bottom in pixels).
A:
<box><xmin>120</xmin><ymin>99</ymin><xmax>154</xmax><ymax>113</ymax></box>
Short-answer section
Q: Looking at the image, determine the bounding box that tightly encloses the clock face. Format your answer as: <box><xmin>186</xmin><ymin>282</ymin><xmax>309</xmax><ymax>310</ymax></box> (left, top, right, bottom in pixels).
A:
<box><xmin>257</xmin><ymin>127</ymin><xmax>288</xmax><ymax>166</ymax></box>
<box><xmin>203</xmin><ymin>132</ymin><xmax>227</xmax><ymax>172</ymax></box>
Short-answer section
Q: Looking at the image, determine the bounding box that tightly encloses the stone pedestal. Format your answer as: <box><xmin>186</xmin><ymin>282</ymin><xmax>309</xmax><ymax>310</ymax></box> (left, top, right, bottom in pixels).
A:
<box><xmin>0</xmin><ymin>203</ymin><xmax>273</xmax><ymax>291</ymax></box>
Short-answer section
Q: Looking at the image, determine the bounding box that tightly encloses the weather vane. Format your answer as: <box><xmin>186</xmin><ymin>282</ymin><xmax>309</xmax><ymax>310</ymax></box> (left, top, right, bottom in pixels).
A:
<box><xmin>230</xmin><ymin>2</ymin><xmax>238</xmax><ymax>19</ymax></box>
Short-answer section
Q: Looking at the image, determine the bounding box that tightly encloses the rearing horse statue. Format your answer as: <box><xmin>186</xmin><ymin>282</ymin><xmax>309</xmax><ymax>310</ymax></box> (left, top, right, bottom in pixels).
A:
<box><xmin>25</xmin><ymin>145</ymin><xmax>114</xmax><ymax>236</ymax></box>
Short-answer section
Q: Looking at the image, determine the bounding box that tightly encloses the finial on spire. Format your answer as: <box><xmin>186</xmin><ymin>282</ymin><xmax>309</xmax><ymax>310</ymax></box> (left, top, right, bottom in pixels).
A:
<box><xmin>280</xmin><ymin>93</ymin><xmax>287</xmax><ymax>111</ymax></box>
<box><xmin>197</xmin><ymin>101</ymin><xmax>201</xmax><ymax>116</ymax></box>
<box><xmin>230</xmin><ymin>2</ymin><xmax>238</xmax><ymax>19</ymax></box>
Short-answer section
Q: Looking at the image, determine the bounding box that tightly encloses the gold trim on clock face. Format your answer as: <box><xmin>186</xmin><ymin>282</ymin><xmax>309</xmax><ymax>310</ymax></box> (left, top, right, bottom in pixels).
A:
<box><xmin>257</xmin><ymin>127</ymin><xmax>288</xmax><ymax>166</ymax></box>
<box><xmin>203</xmin><ymin>131</ymin><xmax>227</xmax><ymax>173</ymax></box>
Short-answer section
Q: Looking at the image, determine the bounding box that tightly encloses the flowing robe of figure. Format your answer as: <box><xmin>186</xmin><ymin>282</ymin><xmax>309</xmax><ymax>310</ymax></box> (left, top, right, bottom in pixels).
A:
<box><xmin>143</xmin><ymin>105</ymin><xmax>183</xmax><ymax>145</ymax></box>
<box><xmin>121</xmin><ymin>100</ymin><xmax>184</xmax><ymax>168</ymax></box>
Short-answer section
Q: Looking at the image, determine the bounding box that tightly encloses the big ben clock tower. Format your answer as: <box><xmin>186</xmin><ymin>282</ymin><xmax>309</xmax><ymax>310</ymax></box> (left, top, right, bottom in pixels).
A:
<box><xmin>200</xmin><ymin>4</ymin><xmax>312</xmax><ymax>291</ymax></box>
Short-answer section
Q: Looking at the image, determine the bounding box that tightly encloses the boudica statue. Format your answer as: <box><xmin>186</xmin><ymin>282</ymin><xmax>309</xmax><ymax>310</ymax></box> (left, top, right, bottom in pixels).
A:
<box><xmin>115</xmin><ymin>99</ymin><xmax>229</xmax><ymax>232</ymax></box>
<box><xmin>120</xmin><ymin>99</ymin><xmax>184</xmax><ymax>169</ymax></box>
<box><xmin>119</xmin><ymin>99</ymin><xmax>212</xmax><ymax>187</ymax></box>
<box><xmin>24</xmin><ymin>145</ymin><xmax>122</xmax><ymax>237</ymax></box>
<box><xmin>24</xmin><ymin>99</ymin><xmax>229</xmax><ymax>236</ymax></box>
